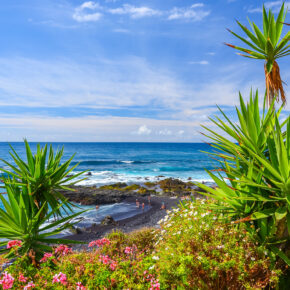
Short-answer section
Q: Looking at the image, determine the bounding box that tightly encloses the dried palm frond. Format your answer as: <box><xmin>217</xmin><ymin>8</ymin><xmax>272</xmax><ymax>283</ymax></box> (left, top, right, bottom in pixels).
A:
<box><xmin>225</xmin><ymin>3</ymin><xmax>290</xmax><ymax>106</ymax></box>
<box><xmin>265</xmin><ymin>60</ymin><xmax>286</xmax><ymax>105</ymax></box>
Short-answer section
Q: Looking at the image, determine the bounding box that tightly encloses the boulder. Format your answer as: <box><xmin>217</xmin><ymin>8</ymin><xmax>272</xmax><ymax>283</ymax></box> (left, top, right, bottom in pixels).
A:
<box><xmin>101</xmin><ymin>215</ymin><xmax>117</xmax><ymax>225</ymax></box>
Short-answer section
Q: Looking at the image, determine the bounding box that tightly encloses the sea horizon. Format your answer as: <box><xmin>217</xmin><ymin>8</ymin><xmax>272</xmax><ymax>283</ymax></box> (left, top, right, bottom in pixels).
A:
<box><xmin>0</xmin><ymin>142</ymin><xmax>217</xmax><ymax>186</ymax></box>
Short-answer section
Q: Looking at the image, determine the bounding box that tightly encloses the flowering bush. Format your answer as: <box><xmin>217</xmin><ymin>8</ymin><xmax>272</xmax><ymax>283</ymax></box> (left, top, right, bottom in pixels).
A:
<box><xmin>1</xmin><ymin>201</ymin><xmax>284</xmax><ymax>289</ymax></box>
<box><xmin>153</xmin><ymin>198</ymin><xmax>281</xmax><ymax>289</ymax></box>
<box><xmin>4</xmin><ymin>228</ymin><xmax>158</xmax><ymax>289</ymax></box>
<box><xmin>6</xmin><ymin>240</ymin><xmax>22</xmax><ymax>250</ymax></box>
<box><xmin>0</xmin><ymin>272</ymin><xmax>14</xmax><ymax>289</ymax></box>
<box><xmin>88</xmin><ymin>238</ymin><xmax>110</xmax><ymax>248</ymax></box>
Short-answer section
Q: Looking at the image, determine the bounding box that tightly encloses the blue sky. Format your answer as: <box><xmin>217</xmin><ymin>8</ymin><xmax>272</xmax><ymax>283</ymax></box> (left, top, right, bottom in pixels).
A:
<box><xmin>0</xmin><ymin>0</ymin><xmax>289</xmax><ymax>142</ymax></box>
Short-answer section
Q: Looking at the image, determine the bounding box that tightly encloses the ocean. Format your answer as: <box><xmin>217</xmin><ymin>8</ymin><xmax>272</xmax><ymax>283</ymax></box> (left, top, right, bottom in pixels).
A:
<box><xmin>0</xmin><ymin>142</ymin><xmax>218</xmax><ymax>186</ymax></box>
<box><xmin>0</xmin><ymin>142</ymin><xmax>218</xmax><ymax>230</ymax></box>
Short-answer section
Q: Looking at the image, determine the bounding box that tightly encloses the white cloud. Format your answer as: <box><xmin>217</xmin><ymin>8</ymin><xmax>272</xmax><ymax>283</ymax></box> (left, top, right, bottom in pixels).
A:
<box><xmin>168</xmin><ymin>4</ymin><xmax>210</xmax><ymax>21</ymax></box>
<box><xmin>136</xmin><ymin>125</ymin><xmax>151</xmax><ymax>135</ymax></box>
<box><xmin>158</xmin><ymin>129</ymin><xmax>172</xmax><ymax>135</ymax></box>
<box><xmin>112</xmin><ymin>28</ymin><xmax>131</xmax><ymax>33</ymax></box>
<box><xmin>72</xmin><ymin>2</ymin><xmax>210</xmax><ymax>22</ymax></box>
<box><xmin>0</xmin><ymin>115</ymin><xmax>212</xmax><ymax>142</ymax></box>
<box><xmin>189</xmin><ymin>60</ymin><xmax>209</xmax><ymax>65</ymax></box>
<box><xmin>109</xmin><ymin>4</ymin><xmax>161</xmax><ymax>18</ymax></box>
<box><xmin>73</xmin><ymin>1</ymin><xmax>103</xmax><ymax>22</ymax></box>
<box><xmin>0</xmin><ymin>56</ymin><xmax>189</xmax><ymax>109</ymax></box>
<box><xmin>248</xmin><ymin>1</ymin><xmax>290</xmax><ymax>13</ymax></box>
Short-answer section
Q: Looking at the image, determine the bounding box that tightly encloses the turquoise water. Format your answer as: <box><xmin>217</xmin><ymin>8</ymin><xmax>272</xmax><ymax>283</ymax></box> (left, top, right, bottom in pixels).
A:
<box><xmin>0</xmin><ymin>142</ymin><xmax>218</xmax><ymax>186</ymax></box>
<box><xmin>0</xmin><ymin>142</ymin><xmax>216</xmax><ymax>230</ymax></box>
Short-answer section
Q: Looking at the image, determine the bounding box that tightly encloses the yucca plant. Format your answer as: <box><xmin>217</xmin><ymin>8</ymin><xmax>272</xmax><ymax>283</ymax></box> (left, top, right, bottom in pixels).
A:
<box><xmin>0</xmin><ymin>179</ymin><xmax>85</xmax><ymax>259</ymax></box>
<box><xmin>196</xmin><ymin>93</ymin><xmax>290</xmax><ymax>265</ymax></box>
<box><xmin>0</xmin><ymin>140</ymin><xmax>86</xmax><ymax>217</ymax></box>
<box><xmin>225</xmin><ymin>3</ymin><xmax>289</xmax><ymax>105</ymax></box>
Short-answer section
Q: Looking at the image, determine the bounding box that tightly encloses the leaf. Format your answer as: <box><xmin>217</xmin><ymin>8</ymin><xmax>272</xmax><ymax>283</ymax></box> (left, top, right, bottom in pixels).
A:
<box><xmin>275</xmin><ymin>207</ymin><xmax>287</xmax><ymax>221</ymax></box>
<box><xmin>252</xmin><ymin>209</ymin><xmax>275</xmax><ymax>220</ymax></box>
<box><xmin>270</xmin><ymin>246</ymin><xmax>290</xmax><ymax>266</ymax></box>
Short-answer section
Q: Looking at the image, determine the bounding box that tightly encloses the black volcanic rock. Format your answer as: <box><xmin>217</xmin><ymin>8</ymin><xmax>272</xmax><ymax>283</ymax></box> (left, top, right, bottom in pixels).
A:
<box><xmin>60</xmin><ymin>186</ymin><xmax>143</xmax><ymax>205</ymax></box>
<box><xmin>101</xmin><ymin>215</ymin><xmax>117</xmax><ymax>225</ymax></box>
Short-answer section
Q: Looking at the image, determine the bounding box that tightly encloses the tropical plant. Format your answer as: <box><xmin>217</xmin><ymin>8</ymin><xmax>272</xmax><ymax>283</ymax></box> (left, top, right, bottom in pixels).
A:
<box><xmin>196</xmin><ymin>92</ymin><xmax>290</xmax><ymax>265</ymax></box>
<box><xmin>225</xmin><ymin>3</ymin><xmax>289</xmax><ymax>105</ymax></box>
<box><xmin>0</xmin><ymin>140</ymin><xmax>85</xmax><ymax>217</ymax></box>
<box><xmin>0</xmin><ymin>179</ymin><xmax>84</xmax><ymax>259</ymax></box>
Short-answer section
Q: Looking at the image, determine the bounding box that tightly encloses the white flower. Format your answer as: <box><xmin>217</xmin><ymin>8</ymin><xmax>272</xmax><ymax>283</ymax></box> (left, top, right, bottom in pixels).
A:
<box><xmin>149</xmin><ymin>265</ymin><xmax>155</xmax><ymax>270</ymax></box>
<box><xmin>152</xmin><ymin>256</ymin><xmax>159</xmax><ymax>260</ymax></box>
<box><xmin>251</xmin><ymin>257</ymin><xmax>255</xmax><ymax>261</ymax></box>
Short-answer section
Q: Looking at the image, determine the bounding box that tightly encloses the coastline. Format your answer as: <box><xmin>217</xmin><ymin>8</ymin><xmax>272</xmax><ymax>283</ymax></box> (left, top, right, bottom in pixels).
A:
<box><xmin>61</xmin><ymin>177</ymin><xmax>209</xmax><ymax>246</ymax></box>
<box><xmin>64</xmin><ymin>194</ymin><xmax>182</xmax><ymax>247</ymax></box>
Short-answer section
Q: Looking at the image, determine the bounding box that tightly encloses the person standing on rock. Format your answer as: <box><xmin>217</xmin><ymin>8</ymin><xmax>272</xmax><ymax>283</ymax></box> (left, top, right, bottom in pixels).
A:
<box><xmin>142</xmin><ymin>203</ymin><xmax>145</xmax><ymax>211</ymax></box>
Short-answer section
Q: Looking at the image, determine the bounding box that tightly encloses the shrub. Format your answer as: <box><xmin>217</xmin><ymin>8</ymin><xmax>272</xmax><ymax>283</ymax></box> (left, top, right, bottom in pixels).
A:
<box><xmin>196</xmin><ymin>92</ymin><xmax>290</xmax><ymax>265</ymax></box>
<box><xmin>0</xmin><ymin>140</ymin><xmax>85</xmax><ymax>217</ymax></box>
<box><xmin>5</xmin><ymin>228</ymin><xmax>159</xmax><ymax>289</ymax></box>
<box><xmin>0</xmin><ymin>141</ymin><xmax>85</xmax><ymax>259</ymax></box>
<box><xmin>153</xmin><ymin>198</ymin><xmax>281</xmax><ymax>289</ymax></box>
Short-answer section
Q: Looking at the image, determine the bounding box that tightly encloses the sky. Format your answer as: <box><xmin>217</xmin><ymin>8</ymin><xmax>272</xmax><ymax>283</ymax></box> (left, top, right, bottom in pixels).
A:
<box><xmin>0</xmin><ymin>0</ymin><xmax>289</xmax><ymax>142</ymax></box>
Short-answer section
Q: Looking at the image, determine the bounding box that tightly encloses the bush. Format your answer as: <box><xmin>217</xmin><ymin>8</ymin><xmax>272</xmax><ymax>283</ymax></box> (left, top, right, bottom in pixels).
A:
<box><xmin>197</xmin><ymin>92</ymin><xmax>290</xmax><ymax>265</ymax></box>
<box><xmin>4</xmin><ymin>229</ymin><xmax>159</xmax><ymax>289</ymax></box>
<box><xmin>153</xmin><ymin>198</ymin><xmax>281</xmax><ymax>289</ymax></box>
<box><xmin>1</xmin><ymin>200</ymin><xmax>283</xmax><ymax>289</ymax></box>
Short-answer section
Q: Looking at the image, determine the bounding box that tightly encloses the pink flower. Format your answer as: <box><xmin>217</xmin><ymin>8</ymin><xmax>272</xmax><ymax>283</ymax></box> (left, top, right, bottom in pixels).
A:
<box><xmin>124</xmin><ymin>247</ymin><xmax>133</xmax><ymax>254</ymax></box>
<box><xmin>109</xmin><ymin>261</ymin><xmax>117</xmax><ymax>271</ymax></box>
<box><xmin>24</xmin><ymin>281</ymin><xmax>35</xmax><ymax>289</ymax></box>
<box><xmin>40</xmin><ymin>253</ymin><xmax>53</xmax><ymax>263</ymax></box>
<box><xmin>88</xmin><ymin>238</ymin><xmax>110</xmax><ymax>248</ymax></box>
<box><xmin>0</xmin><ymin>272</ymin><xmax>14</xmax><ymax>289</ymax></box>
<box><xmin>99</xmin><ymin>255</ymin><xmax>110</xmax><ymax>265</ymax></box>
<box><xmin>54</xmin><ymin>245</ymin><xmax>72</xmax><ymax>256</ymax></box>
<box><xmin>52</xmin><ymin>272</ymin><xmax>67</xmax><ymax>285</ymax></box>
<box><xmin>6</xmin><ymin>240</ymin><xmax>22</xmax><ymax>249</ymax></box>
<box><xmin>18</xmin><ymin>273</ymin><xmax>28</xmax><ymax>283</ymax></box>
<box><xmin>76</xmin><ymin>282</ymin><xmax>86</xmax><ymax>290</ymax></box>
<box><xmin>150</xmin><ymin>278</ymin><xmax>160</xmax><ymax>290</ymax></box>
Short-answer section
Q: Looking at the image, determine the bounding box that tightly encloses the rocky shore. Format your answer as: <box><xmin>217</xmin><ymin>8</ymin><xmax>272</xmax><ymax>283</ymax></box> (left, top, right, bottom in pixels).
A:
<box><xmin>62</xmin><ymin>178</ymin><xmax>209</xmax><ymax>246</ymax></box>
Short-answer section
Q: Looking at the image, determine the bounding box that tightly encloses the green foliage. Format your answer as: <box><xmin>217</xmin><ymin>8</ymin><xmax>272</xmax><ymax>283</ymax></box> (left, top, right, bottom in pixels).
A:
<box><xmin>153</xmin><ymin>200</ymin><xmax>279</xmax><ymax>289</ymax></box>
<box><xmin>3</xmin><ymin>203</ymin><xmax>282</xmax><ymax>289</ymax></box>
<box><xmin>154</xmin><ymin>199</ymin><xmax>281</xmax><ymax>289</ymax></box>
<box><xmin>0</xmin><ymin>140</ymin><xmax>86</xmax><ymax>217</ymax></box>
<box><xmin>0</xmin><ymin>141</ymin><xmax>86</xmax><ymax>258</ymax></box>
<box><xmin>225</xmin><ymin>3</ymin><xmax>289</xmax><ymax>104</ymax></box>
<box><xmin>6</xmin><ymin>228</ymin><xmax>158</xmax><ymax>289</ymax></box>
<box><xmin>197</xmin><ymin>92</ymin><xmax>290</xmax><ymax>265</ymax></box>
<box><xmin>225</xmin><ymin>3</ymin><xmax>289</xmax><ymax>69</ymax></box>
<box><xmin>0</xmin><ymin>182</ymin><xmax>84</xmax><ymax>259</ymax></box>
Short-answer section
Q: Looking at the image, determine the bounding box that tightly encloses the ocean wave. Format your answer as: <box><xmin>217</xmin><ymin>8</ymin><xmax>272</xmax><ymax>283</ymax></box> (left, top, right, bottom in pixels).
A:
<box><xmin>72</xmin><ymin>160</ymin><xmax>154</xmax><ymax>166</ymax></box>
<box><xmin>75</xmin><ymin>171</ymin><xmax>216</xmax><ymax>187</ymax></box>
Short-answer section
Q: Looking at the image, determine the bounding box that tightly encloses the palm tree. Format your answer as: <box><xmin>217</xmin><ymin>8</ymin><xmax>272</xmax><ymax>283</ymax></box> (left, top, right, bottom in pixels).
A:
<box><xmin>225</xmin><ymin>3</ymin><xmax>289</xmax><ymax>105</ymax></box>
